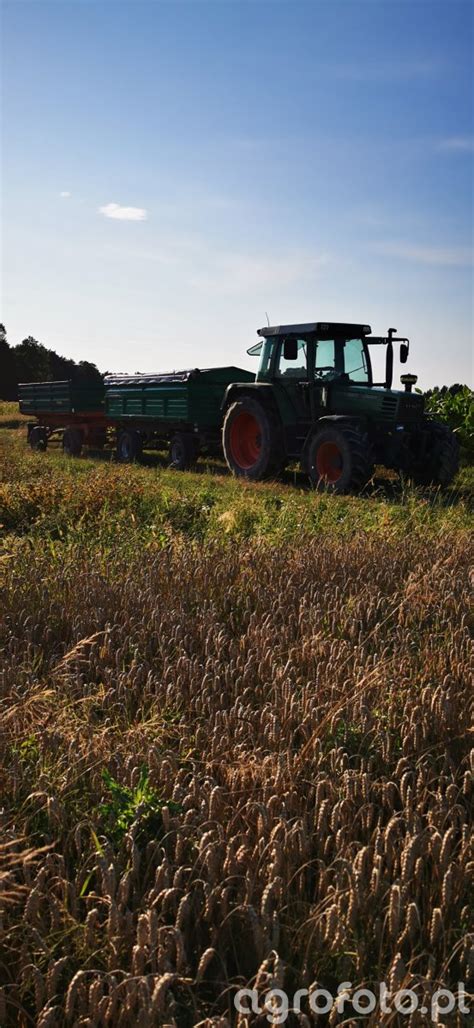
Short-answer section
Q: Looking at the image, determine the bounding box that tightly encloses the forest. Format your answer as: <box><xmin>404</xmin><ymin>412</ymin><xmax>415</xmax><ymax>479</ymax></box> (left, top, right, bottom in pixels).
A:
<box><xmin>0</xmin><ymin>325</ymin><xmax>102</xmax><ymax>399</ymax></box>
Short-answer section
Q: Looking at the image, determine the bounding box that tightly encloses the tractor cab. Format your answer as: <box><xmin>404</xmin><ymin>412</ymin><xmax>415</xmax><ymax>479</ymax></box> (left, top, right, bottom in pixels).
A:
<box><xmin>250</xmin><ymin>322</ymin><xmax>410</xmax><ymax>391</ymax></box>
<box><xmin>244</xmin><ymin>321</ymin><xmax>424</xmax><ymax>436</ymax></box>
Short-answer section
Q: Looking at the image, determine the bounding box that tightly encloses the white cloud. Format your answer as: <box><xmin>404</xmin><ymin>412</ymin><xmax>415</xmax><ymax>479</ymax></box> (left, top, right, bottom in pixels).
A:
<box><xmin>371</xmin><ymin>241</ymin><xmax>473</xmax><ymax>267</ymax></box>
<box><xmin>99</xmin><ymin>202</ymin><xmax>148</xmax><ymax>222</ymax></box>
<box><xmin>437</xmin><ymin>136</ymin><xmax>474</xmax><ymax>153</ymax></box>
<box><xmin>60</xmin><ymin>190</ymin><xmax>71</xmax><ymax>198</ymax></box>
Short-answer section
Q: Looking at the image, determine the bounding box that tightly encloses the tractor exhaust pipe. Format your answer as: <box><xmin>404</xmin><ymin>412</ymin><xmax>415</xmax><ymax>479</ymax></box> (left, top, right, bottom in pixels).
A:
<box><xmin>385</xmin><ymin>328</ymin><xmax>396</xmax><ymax>389</ymax></box>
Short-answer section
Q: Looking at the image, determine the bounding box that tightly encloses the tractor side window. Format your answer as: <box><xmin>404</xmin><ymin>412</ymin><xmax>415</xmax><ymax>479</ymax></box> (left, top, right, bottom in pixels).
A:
<box><xmin>314</xmin><ymin>340</ymin><xmax>336</xmax><ymax>380</ymax></box>
<box><xmin>344</xmin><ymin>338</ymin><xmax>369</xmax><ymax>383</ymax></box>
<box><xmin>257</xmin><ymin>338</ymin><xmax>273</xmax><ymax>378</ymax></box>
<box><xmin>276</xmin><ymin>339</ymin><xmax>308</xmax><ymax>378</ymax></box>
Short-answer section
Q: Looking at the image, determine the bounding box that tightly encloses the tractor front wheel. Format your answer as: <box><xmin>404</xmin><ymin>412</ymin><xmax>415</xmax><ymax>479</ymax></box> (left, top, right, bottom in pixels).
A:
<box><xmin>409</xmin><ymin>421</ymin><xmax>459</xmax><ymax>487</ymax></box>
<box><xmin>222</xmin><ymin>397</ymin><xmax>282</xmax><ymax>480</ymax></box>
<box><xmin>306</xmin><ymin>423</ymin><xmax>374</xmax><ymax>494</ymax></box>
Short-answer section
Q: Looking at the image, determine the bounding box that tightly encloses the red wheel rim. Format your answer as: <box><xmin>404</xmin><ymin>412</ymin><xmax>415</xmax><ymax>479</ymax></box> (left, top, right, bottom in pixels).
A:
<box><xmin>315</xmin><ymin>441</ymin><xmax>343</xmax><ymax>483</ymax></box>
<box><xmin>229</xmin><ymin>412</ymin><xmax>261</xmax><ymax>469</ymax></box>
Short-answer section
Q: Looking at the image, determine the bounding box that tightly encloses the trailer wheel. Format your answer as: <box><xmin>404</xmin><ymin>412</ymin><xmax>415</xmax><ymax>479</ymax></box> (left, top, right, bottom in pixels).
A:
<box><xmin>29</xmin><ymin>426</ymin><xmax>48</xmax><ymax>451</ymax></box>
<box><xmin>117</xmin><ymin>429</ymin><xmax>143</xmax><ymax>463</ymax></box>
<box><xmin>306</xmin><ymin>423</ymin><xmax>374</xmax><ymax>494</ymax></box>
<box><xmin>169</xmin><ymin>433</ymin><xmax>198</xmax><ymax>471</ymax></box>
<box><xmin>222</xmin><ymin>397</ymin><xmax>282</xmax><ymax>480</ymax></box>
<box><xmin>62</xmin><ymin>427</ymin><xmax>83</xmax><ymax>457</ymax></box>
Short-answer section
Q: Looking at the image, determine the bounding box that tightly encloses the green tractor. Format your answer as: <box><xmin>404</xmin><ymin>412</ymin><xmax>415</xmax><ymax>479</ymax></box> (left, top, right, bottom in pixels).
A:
<box><xmin>222</xmin><ymin>322</ymin><xmax>459</xmax><ymax>492</ymax></box>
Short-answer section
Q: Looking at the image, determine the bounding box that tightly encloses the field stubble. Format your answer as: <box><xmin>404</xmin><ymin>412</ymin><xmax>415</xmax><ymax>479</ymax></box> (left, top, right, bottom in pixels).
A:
<box><xmin>0</xmin><ymin>425</ymin><xmax>473</xmax><ymax>1026</ymax></box>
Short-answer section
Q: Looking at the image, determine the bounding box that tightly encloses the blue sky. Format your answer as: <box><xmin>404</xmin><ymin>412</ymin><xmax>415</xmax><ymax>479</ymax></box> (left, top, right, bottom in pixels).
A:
<box><xmin>2</xmin><ymin>0</ymin><xmax>473</xmax><ymax>388</ymax></box>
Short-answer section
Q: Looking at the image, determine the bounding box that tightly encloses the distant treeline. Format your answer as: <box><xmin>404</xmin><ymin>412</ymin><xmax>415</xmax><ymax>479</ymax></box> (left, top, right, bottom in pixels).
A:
<box><xmin>0</xmin><ymin>325</ymin><xmax>102</xmax><ymax>400</ymax></box>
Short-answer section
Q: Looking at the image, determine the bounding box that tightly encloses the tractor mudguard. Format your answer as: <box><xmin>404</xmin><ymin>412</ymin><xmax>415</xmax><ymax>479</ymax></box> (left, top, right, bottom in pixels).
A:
<box><xmin>221</xmin><ymin>382</ymin><xmax>276</xmax><ymax>412</ymax></box>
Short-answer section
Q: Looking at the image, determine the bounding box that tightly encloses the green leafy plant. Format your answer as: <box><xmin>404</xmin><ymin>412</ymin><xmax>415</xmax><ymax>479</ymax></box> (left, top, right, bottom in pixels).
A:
<box><xmin>423</xmin><ymin>385</ymin><xmax>474</xmax><ymax>461</ymax></box>
<box><xmin>12</xmin><ymin>734</ymin><xmax>40</xmax><ymax>764</ymax></box>
<box><xmin>98</xmin><ymin>767</ymin><xmax>180</xmax><ymax>845</ymax></box>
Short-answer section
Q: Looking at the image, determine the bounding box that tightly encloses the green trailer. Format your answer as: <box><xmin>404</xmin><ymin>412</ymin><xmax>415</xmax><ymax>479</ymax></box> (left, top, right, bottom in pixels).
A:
<box><xmin>19</xmin><ymin>380</ymin><xmax>105</xmax><ymax>416</ymax></box>
<box><xmin>19</xmin><ymin>379</ymin><xmax>107</xmax><ymax>455</ymax></box>
<box><xmin>104</xmin><ymin>366</ymin><xmax>254</xmax><ymax>465</ymax></box>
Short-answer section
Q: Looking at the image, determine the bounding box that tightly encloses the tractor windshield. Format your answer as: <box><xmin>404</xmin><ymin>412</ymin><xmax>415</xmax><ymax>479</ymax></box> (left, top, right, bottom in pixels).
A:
<box><xmin>314</xmin><ymin>339</ymin><xmax>337</xmax><ymax>380</ymax></box>
<box><xmin>343</xmin><ymin>338</ymin><xmax>370</xmax><ymax>384</ymax></box>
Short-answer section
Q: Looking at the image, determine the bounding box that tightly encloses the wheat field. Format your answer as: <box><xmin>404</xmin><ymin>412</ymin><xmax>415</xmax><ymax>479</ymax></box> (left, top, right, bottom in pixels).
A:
<box><xmin>0</xmin><ymin>427</ymin><xmax>473</xmax><ymax>1026</ymax></box>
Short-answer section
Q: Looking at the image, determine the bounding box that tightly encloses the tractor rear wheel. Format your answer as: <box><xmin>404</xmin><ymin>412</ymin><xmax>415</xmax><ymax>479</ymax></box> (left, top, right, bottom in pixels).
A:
<box><xmin>222</xmin><ymin>397</ymin><xmax>282</xmax><ymax>480</ymax></box>
<box><xmin>306</xmin><ymin>422</ymin><xmax>375</xmax><ymax>494</ymax></box>
<box><xmin>169</xmin><ymin>433</ymin><xmax>198</xmax><ymax>471</ymax></box>
<box><xmin>409</xmin><ymin>421</ymin><xmax>459</xmax><ymax>487</ymax></box>
<box><xmin>117</xmin><ymin>429</ymin><xmax>143</xmax><ymax>463</ymax></box>
<box><xmin>29</xmin><ymin>426</ymin><xmax>48</xmax><ymax>451</ymax></box>
<box><xmin>62</xmin><ymin>427</ymin><xmax>83</xmax><ymax>457</ymax></box>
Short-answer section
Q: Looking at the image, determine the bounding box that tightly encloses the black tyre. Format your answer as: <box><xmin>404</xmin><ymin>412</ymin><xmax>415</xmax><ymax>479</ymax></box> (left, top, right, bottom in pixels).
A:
<box><xmin>169</xmin><ymin>433</ymin><xmax>198</xmax><ymax>471</ymax></box>
<box><xmin>409</xmin><ymin>421</ymin><xmax>460</xmax><ymax>487</ymax></box>
<box><xmin>306</xmin><ymin>422</ymin><xmax>375</xmax><ymax>494</ymax></box>
<box><xmin>222</xmin><ymin>397</ymin><xmax>283</xmax><ymax>480</ymax></box>
<box><xmin>62</xmin><ymin>427</ymin><xmax>83</xmax><ymax>457</ymax></box>
<box><xmin>28</xmin><ymin>426</ymin><xmax>48</xmax><ymax>452</ymax></box>
<box><xmin>117</xmin><ymin>429</ymin><xmax>143</xmax><ymax>463</ymax></box>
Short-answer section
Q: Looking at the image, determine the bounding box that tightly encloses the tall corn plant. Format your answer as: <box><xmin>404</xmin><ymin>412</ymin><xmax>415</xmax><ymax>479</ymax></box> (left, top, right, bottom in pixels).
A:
<box><xmin>423</xmin><ymin>385</ymin><xmax>474</xmax><ymax>462</ymax></box>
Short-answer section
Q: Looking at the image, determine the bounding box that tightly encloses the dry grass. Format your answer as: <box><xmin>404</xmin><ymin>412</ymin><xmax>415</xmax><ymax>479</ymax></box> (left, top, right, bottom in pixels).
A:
<box><xmin>0</xmin><ymin>427</ymin><xmax>473</xmax><ymax>1025</ymax></box>
<box><xmin>0</xmin><ymin>401</ymin><xmax>30</xmax><ymax>429</ymax></box>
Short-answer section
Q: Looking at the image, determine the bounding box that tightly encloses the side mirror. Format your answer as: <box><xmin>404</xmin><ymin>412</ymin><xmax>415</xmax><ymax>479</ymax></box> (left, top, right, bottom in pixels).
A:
<box><xmin>283</xmin><ymin>338</ymin><xmax>298</xmax><ymax>361</ymax></box>
<box><xmin>400</xmin><ymin>342</ymin><xmax>409</xmax><ymax>364</ymax></box>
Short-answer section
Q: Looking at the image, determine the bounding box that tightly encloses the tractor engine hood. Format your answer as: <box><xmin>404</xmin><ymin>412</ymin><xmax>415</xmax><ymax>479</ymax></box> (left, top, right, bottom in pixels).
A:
<box><xmin>328</xmin><ymin>384</ymin><xmax>425</xmax><ymax>425</ymax></box>
<box><xmin>380</xmin><ymin>388</ymin><xmax>425</xmax><ymax>424</ymax></box>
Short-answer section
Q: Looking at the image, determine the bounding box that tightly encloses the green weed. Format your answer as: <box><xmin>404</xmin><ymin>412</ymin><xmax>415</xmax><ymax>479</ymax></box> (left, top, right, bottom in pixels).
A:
<box><xmin>98</xmin><ymin>767</ymin><xmax>181</xmax><ymax>846</ymax></box>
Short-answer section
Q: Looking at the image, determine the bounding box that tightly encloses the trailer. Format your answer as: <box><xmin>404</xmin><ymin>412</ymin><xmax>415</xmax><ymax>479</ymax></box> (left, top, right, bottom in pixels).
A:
<box><xmin>19</xmin><ymin>366</ymin><xmax>254</xmax><ymax>466</ymax></box>
<box><xmin>19</xmin><ymin>380</ymin><xmax>108</xmax><ymax>455</ymax></box>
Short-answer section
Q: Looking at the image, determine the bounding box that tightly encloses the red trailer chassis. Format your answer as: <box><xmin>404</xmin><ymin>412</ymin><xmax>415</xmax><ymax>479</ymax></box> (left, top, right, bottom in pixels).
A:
<box><xmin>27</xmin><ymin>411</ymin><xmax>113</xmax><ymax>455</ymax></box>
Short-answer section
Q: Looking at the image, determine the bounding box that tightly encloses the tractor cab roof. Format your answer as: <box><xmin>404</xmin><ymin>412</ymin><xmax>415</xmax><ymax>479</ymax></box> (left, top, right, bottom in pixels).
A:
<box><xmin>257</xmin><ymin>322</ymin><xmax>372</xmax><ymax>339</ymax></box>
